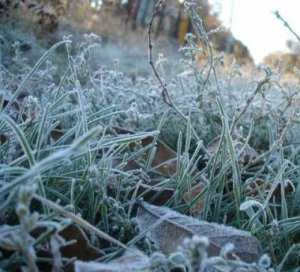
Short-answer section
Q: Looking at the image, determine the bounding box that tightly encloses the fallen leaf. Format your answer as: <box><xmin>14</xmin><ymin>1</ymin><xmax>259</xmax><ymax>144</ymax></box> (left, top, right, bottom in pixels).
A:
<box><xmin>74</xmin><ymin>245</ymin><xmax>265</xmax><ymax>272</ymax></box>
<box><xmin>0</xmin><ymin>134</ymin><xmax>8</xmax><ymax>145</ymax></box>
<box><xmin>136</xmin><ymin>202</ymin><xmax>262</xmax><ymax>263</ymax></box>
<box><xmin>59</xmin><ymin>224</ymin><xmax>103</xmax><ymax>261</ymax></box>
<box><xmin>112</xmin><ymin>127</ymin><xmax>209</xmax><ymax>207</ymax></box>
<box><xmin>75</xmin><ymin>248</ymin><xmax>149</xmax><ymax>272</ymax></box>
<box><xmin>31</xmin><ymin>224</ymin><xmax>103</xmax><ymax>269</ymax></box>
<box><xmin>50</xmin><ymin>123</ymin><xmax>64</xmax><ymax>141</ymax></box>
<box><xmin>112</xmin><ymin>157</ymin><xmax>142</xmax><ymax>172</ymax></box>
<box><xmin>183</xmin><ymin>182</ymin><xmax>205</xmax><ymax>214</ymax></box>
<box><xmin>111</xmin><ymin>157</ymin><xmax>175</xmax><ymax>205</ymax></box>
<box><xmin>0</xmin><ymin>93</ymin><xmax>21</xmax><ymax>113</ymax></box>
<box><xmin>236</xmin><ymin>142</ymin><xmax>258</xmax><ymax>165</ymax></box>
<box><xmin>141</xmin><ymin>134</ymin><xmax>177</xmax><ymax>176</ymax></box>
<box><xmin>112</xmin><ymin>126</ymin><xmax>177</xmax><ymax>177</ymax></box>
<box><xmin>137</xmin><ymin>183</ymin><xmax>174</xmax><ymax>205</ymax></box>
<box><xmin>246</xmin><ymin>178</ymin><xmax>295</xmax><ymax>199</ymax></box>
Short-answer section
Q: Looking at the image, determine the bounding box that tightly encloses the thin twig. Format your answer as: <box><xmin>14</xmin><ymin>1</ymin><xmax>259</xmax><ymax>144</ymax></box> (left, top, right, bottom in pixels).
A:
<box><xmin>230</xmin><ymin>77</ymin><xmax>270</xmax><ymax>134</ymax></box>
<box><xmin>184</xmin><ymin>2</ymin><xmax>221</xmax><ymax>95</ymax></box>
<box><xmin>274</xmin><ymin>11</ymin><xmax>300</xmax><ymax>43</ymax></box>
<box><xmin>148</xmin><ymin>0</ymin><xmax>172</xmax><ymax>107</ymax></box>
<box><xmin>34</xmin><ymin>194</ymin><xmax>127</xmax><ymax>249</ymax></box>
<box><xmin>148</xmin><ymin>1</ymin><xmax>187</xmax><ymax>120</ymax></box>
<box><xmin>147</xmin><ymin>0</ymin><xmax>202</xmax><ymax>143</ymax></box>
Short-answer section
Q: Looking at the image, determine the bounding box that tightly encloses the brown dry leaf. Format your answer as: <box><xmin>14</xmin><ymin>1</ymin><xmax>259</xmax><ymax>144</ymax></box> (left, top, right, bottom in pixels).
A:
<box><xmin>137</xmin><ymin>183</ymin><xmax>174</xmax><ymax>205</ymax></box>
<box><xmin>75</xmin><ymin>248</ymin><xmax>149</xmax><ymax>272</ymax></box>
<box><xmin>140</xmin><ymin>134</ymin><xmax>177</xmax><ymax>176</ymax></box>
<box><xmin>183</xmin><ymin>182</ymin><xmax>205</xmax><ymax>214</ymax></box>
<box><xmin>136</xmin><ymin>202</ymin><xmax>262</xmax><ymax>263</ymax></box>
<box><xmin>59</xmin><ymin>224</ymin><xmax>103</xmax><ymax>261</ymax></box>
<box><xmin>246</xmin><ymin>178</ymin><xmax>271</xmax><ymax>198</ymax></box>
<box><xmin>246</xmin><ymin>178</ymin><xmax>295</xmax><ymax>199</ymax></box>
<box><xmin>112</xmin><ymin>127</ymin><xmax>209</xmax><ymax>206</ymax></box>
<box><xmin>111</xmin><ymin>157</ymin><xmax>175</xmax><ymax>205</ymax></box>
<box><xmin>111</xmin><ymin>157</ymin><xmax>142</xmax><ymax>172</ymax></box>
<box><xmin>235</xmin><ymin>142</ymin><xmax>258</xmax><ymax>165</ymax></box>
<box><xmin>112</xmin><ymin>127</ymin><xmax>177</xmax><ymax>177</ymax></box>
<box><xmin>0</xmin><ymin>92</ymin><xmax>21</xmax><ymax>113</ymax></box>
<box><xmin>32</xmin><ymin>224</ymin><xmax>102</xmax><ymax>263</ymax></box>
<box><xmin>0</xmin><ymin>134</ymin><xmax>8</xmax><ymax>145</ymax></box>
<box><xmin>50</xmin><ymin>123</ymin><xmax>64</xmax><ymax>141</ymax></box>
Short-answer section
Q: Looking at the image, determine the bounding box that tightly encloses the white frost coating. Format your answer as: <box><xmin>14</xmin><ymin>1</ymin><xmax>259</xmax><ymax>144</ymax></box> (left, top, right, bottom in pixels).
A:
<box><xmin>75</xmin><ymin>248</ymin><xmax>150</xmax><ymax>272</ymax></box>
<box><xmin>136</xmin><ymin>202</ymin><xmax>262</xmax><ymax>262</ymax></box>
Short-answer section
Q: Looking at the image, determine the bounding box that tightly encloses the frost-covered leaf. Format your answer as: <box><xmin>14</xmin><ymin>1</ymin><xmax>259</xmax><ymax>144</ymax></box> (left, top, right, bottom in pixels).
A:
<box><xmin>75</xmin><ymin>248</ymin><xmax>150</xmax><ymax>272</ymax></box>
<box><xmin>136</xmin><ymin>202</ymin><xmax>262</xmax><ymax>262</ymax></box>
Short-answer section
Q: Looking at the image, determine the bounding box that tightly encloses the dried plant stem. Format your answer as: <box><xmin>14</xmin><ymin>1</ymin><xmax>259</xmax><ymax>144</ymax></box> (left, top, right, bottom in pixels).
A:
<box><xmin>230</xmin><ymin>77</ymin><xmax>270</xmax><ymax>134</ymax></box>
<box><xmin>33</xmin><ymin>194</ymin><xmax>127</xmax><ymax>249</ymax></box>
<box><xmin>147</xmin><ymin>0</ymin><xmax>201</xmax><ymax>143</ymax></box>
<box><xmin>184</xmin><ymin>2</ymin><xmax>221</xmax><ymax>95</ymax></box>
<box><xmin>148</xmin><ymin>1</ymin><xmax>172</xmax><ymax>108</ymax></box>
<box><xmin>274</xmin><ymin>11</ymin><xmax>300</xmax><ymax>43</ymax></box>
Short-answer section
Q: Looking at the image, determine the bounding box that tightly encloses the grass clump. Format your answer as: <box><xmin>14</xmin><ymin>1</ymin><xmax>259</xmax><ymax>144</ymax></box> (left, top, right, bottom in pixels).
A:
<box><xmin>0</xmin><ymin>4</ymin><xmax>300</xmax><ymax>271</ymax></box>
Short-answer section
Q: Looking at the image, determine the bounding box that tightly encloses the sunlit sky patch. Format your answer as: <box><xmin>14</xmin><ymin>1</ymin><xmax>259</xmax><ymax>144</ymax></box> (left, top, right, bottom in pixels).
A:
<box><xmin>209</xmin><ymin>0</ymin><xmax>300</xmax><ymax>63</ymax></box>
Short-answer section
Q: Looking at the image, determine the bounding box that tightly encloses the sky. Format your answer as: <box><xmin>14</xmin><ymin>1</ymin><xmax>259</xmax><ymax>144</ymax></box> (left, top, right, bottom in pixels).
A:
<box><xmin>209</xmin><ymin>0</ymin><xmax>300</xmax><ymax>63</ymax></box>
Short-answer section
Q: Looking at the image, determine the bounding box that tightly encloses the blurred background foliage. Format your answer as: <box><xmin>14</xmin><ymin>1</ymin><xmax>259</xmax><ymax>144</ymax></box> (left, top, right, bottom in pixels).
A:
<box><xmin>0</xmin><ymin>0</ymin><xmax>254</xmax><ymax>65</ymax></box>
